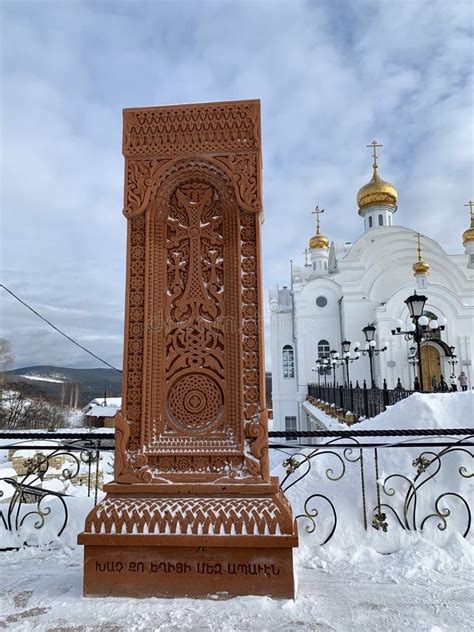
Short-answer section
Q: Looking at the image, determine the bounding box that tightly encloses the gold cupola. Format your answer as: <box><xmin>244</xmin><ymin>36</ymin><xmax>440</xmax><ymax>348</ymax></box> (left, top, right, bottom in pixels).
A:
<box><xmin>357</xmin><ymin>140</ymin><xmax>398</xmax><ymax>214</ymax></box>
<box><xmin>412</xmin><ymin>233</ymin><xmax>430</xmax><ymax>276</ymax></box>
<box><xmin>462</xmin><ymin>200</ymin><xmax>474</xmax><ymax>244</ymax></box>
<box><xmin>309</xmin><ymin>205</ymin><xmax>329</xmax><ymax>249</ymax></box>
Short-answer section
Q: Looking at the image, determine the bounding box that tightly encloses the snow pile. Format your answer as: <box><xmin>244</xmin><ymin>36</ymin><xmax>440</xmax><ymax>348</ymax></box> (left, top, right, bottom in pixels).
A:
<box><xmin>273</xmin><ymin>391</ymin><xmax>473</xmax><ymax>563</ymax></box>
<box><xmin>304</xmin><ymin>390</ymin><xmax>473</xmax><ymax>431</ymax></box>
<box><xmin>355</xmin><ymin>391</ymin><xmax>474</xmax><ymax>430</ymax></box>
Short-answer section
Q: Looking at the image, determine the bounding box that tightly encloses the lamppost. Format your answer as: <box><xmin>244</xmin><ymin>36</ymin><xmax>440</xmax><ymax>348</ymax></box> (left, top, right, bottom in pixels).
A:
<box><xmin>341</xmin><ymin>340</ymin><xmax>361</xmax><ymax>387</ymax></box>
<box><xmin>448</xmin><ymin>346</ymin><xmax>458</xmax><ymax>379</ymax></box>
<box><xmin>354</xmin><ymin>324</ymin><xmax>387</xmax><ymax>388</ymax></box>
<box><xmin>315</xmin><ymin>356</ymin><xmax>330</xmax><ymax>385</ymax></box>
<box><xmin>408</xmin><ymin>345</ymin><xmax>419</xmax><ymax>388</ymax></box>
<box><xmin>330</xmin><ymin>349</ymin><xmax>342</xmax><ymax>386</ymax></box>
<box><xmin>391</xmin><ymin>292</ymin><xmax>446</xmax><ymax>390</ymax></box>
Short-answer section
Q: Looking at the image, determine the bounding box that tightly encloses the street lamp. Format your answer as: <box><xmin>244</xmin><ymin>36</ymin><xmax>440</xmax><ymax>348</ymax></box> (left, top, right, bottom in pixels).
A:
<box><xmin>391</xmin><ymin>292</ymin><xmax>446</xmax><ymax>390</ymax></box>
<box><xmin>355</xmin><ymin>324</ymin><xmax>387</xmax><ymax>388</ymax></box>
<box><xmin>408</xmin><ymin>346</ymin><xmax>419</xmax><ymax>389</ymax></box>
<box><xmin>340</xmin><ymin>341</ymin><xmax>361</xmax><ymax>387</ymax></box>
<box><xmin>314</xmin><ymin>355</ymin><xmax>331</xmax><ymax>385</ymax></box>
<box><xmin>330</xmin><ymin>349</ymin><xmax>341</xmax><ymax>386</ymax></box>
<box><xmin>447</xmin><ymin>346</ymin><xmax>458</xmax><ymax>380</ymax></box>
<box><xmin>405</xmin><ymin>292</ymin><xmax>427</xmax><ymax>320</ymax></box>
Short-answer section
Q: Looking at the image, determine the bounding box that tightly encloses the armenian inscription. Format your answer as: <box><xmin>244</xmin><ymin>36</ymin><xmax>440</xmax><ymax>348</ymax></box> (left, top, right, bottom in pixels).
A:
<box><xmin>94</xmin><ymin>561</ymin><xmax>281</xmax><ymax>576</ymax></box>
<box><xmin>79</xmin><ymin>100</ymin><xmax>297</xmax><ymax>599</ymax></box>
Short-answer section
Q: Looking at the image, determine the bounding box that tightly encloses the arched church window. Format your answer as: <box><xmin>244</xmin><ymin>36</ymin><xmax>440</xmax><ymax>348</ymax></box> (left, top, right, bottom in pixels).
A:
<box><xmin>318</xmin><ymin>339</ymin><xmax>330</xmax><ymax>359</ymax></box>
<box><xmin>282</xmin><ymin>345</ymin><xmax>295</xmax><ymax>378</ymax></box>
<box><xmin>378</xmin><ymin>214</ymin><xmax>383</xmax><ymax>226</ymax></box>
<box><xmin>368</xmin><ymin>216</ymin><xmax>373</xmax><ymax>228</ymax></box>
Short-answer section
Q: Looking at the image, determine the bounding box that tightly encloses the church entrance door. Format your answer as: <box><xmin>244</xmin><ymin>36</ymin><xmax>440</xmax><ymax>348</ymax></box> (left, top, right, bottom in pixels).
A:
<box><xmin>420</xmin><ymin>345</ymin><xmax>441</xmax><ymax>391</ymax></box>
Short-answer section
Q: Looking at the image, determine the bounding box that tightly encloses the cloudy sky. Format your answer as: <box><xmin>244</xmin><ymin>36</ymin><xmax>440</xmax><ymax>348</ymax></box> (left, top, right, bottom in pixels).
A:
<box><xmin>1</xmin><ymin>0</ymin><xmax>472</xmax><ymax>371</ymax></box>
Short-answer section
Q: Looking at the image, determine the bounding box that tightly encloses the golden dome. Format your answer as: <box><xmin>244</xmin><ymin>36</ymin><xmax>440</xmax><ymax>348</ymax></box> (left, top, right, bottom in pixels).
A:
<box><xmin>463</xmin><ymin>218</ymin><xmax>474</xmax><ymax>244</ymax></box>
<box><xmin>357</xmin><ymin>165</ymin><xmax>398</xmax><ymax>213</ymax></box>
<box><xmin>413</xmin><ymin>233</ymin><xmax>429</xmax><ymax>276</ymax></box>
<box><xmin>412</xmin><ymin>260</ymin><xmax>430</xmax><ymax>275</ymax></box>
<box><xmin>309</xmin><ymin>233</ymin><xmax>329</xmax><ymax>249</ymax></box>
<box><xmin>309</xmin><ymin>205</ymin><xmax>329</xmax><ymax>250</ymax></box>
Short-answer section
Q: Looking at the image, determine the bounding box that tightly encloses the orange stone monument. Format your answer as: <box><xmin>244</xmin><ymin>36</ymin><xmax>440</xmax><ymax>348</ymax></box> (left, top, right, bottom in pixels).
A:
<box><xmin>78</xmin><ymin>99</ymin><xmax>298</xmax><ymax>599</ymax></box>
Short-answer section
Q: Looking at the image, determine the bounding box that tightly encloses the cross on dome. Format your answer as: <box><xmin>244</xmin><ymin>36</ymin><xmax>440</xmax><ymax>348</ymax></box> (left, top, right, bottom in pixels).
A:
<box><xmin>366</xmin><ymin>139</ymin><xmax>383</xmax><ymax>169</ymax></box>
<box><xmin>311</xmin><ymin>205</ymin><xmax>325</xmax><ymax>235</ymax></box>
<box><xmin>463</xmin><ymin>200</ymin><xmax>474</xmax><ymax>245</ymax></box>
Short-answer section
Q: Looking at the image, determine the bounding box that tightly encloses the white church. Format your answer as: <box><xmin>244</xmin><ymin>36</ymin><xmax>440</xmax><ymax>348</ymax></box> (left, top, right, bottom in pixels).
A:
<box><xmin>269</xmin><ymin>141</ymin><xmax>474</xmax><ymax>432</ymax></box>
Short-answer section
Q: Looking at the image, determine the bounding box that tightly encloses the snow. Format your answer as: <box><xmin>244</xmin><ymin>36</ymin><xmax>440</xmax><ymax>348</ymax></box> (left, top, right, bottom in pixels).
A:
<box><xmin>354</xmin><ymin>391</ymin><xmax>474</xmax><ymax>430</ymax></box>
<box><xmin>0</xmin><ymin>392</ymin><xmax>472</xmax><ymax>629</ymax></box>
<box><xmin>0</xmin><ymin>536</ymin><xmax>472</xmax><ymax>630</ymax></box>
<box><xmin>19</xmin><ymin>375</ymin><xmax>64</xmax><ymax>384</ymax></box>
<box><xmin>305</xmin><ymin>390</ymin><xmax>474</xmax><ymax>432</ymax></box>
<box><xmin>82</xmin><ymin>397</ymin><xmax>122</xmax><ymax>413</ymax></box>
<box><xmin>86</xmin><ymin>405</ymin><xmax>119</xmax><ymax>417</ymax></box>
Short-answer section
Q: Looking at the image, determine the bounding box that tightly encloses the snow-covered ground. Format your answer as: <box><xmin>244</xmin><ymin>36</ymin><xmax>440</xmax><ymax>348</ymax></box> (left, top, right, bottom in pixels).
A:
<box><xmin>0</xmin><ymin>392</ymin><xmax>472</xmax><ymax>630</ymax></box>
<box><xmin>1</xmin><ymin>534</ymin><xmax>472</xmax><ymax>631</ymax></box>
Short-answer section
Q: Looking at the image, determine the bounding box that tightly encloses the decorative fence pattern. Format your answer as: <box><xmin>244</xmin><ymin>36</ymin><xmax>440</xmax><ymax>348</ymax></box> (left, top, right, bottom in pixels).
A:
<box><xmin>308</xmin><ymin>382</ymin><xmax>416</xmax><ymax>420</ymax></box>
<box><xmin>0</xmin><ymin>432</ymin><xmax>113</xmax><ymax>548</ymax></box>
<box><xmin>1</xmin><ymin>429</ymin><xmax>472</xmax><ymax>549</ymax></box>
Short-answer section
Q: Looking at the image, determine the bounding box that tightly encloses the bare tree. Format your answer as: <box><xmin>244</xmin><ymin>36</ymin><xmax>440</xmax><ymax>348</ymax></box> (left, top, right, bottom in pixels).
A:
<box><xmin>0</xmin><ymin>339</ymin><xmax>14</xmax><ymax>421</ymax></box>
<box><xmin>0</xmin><ymin>383</ymin><xmax>69</xmax><ymax>430</ymax></box>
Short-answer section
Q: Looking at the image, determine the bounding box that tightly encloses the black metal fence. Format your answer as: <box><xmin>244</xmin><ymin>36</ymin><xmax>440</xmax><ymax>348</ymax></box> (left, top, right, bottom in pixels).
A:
<box><xmin>308</xmin><ymin>381</ymin><xmax>416</xmax><ymax>420</ymax></box>
<box><xmin>0</xmin><ymin>432</ymin><xmax>113</xmax><ymax>548</ymax></box>
<box><xmin>1</xmin><ymin>429</ymin><xmax>472</xmax><ymax>548</ymax></box>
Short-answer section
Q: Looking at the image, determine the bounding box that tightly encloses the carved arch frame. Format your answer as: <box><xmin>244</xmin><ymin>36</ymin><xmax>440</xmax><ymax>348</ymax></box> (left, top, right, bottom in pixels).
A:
<box><xmin>116</xmin><ymin>153</ymin><xmax>269</xmax><ymax>484</ymax></box>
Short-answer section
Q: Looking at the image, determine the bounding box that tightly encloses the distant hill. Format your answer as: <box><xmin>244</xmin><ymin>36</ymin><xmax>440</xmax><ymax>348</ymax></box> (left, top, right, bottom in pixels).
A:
<box><xmin>5</xmin><ymin>366</ymin><xmax>122</xmax><ymax>406</ymax></box>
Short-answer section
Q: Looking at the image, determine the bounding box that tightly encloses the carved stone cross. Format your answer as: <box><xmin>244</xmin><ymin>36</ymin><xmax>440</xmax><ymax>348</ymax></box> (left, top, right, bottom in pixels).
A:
<box><xmin>79</xmin><ymin>99</ymin><xmax>297</xmax><ymax>600</ymax></box>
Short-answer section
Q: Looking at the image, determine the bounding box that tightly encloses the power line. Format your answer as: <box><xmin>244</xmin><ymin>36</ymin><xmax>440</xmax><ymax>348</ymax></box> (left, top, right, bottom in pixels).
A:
<box><xmin>0</xmin><ymin>284</ymin><xmax>122</xmax><ymax>373</ymax></box>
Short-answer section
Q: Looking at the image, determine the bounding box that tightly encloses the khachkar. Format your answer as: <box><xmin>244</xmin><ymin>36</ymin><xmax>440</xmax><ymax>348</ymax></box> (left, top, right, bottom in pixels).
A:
<box><xmin>79</xmin><ymin>100</ymin><xmax>297</xmax><ymax>598</ymax></box>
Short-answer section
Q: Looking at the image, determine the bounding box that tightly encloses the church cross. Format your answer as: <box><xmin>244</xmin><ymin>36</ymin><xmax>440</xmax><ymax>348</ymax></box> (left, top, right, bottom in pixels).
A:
<box><xmin>303</xmin><ymin>248</ymin><xmax>310</xmax><ymax>266</ymax></box>
<box><xmin>464</xmin><ymin>200</ymin><xmax>474</xmax><ymax>220</ymax></box>
<box><xmin>366</xmin><ymin>139</ymin><xmax>383</xmax><ymax>168</ymax></box>
<box><xmin>311</xmin><ymin>205</ymin><xmax>325</xmax><ymax>234</ymax></box>
<box><xmin>416</xmin><ymin>233</ymin><xmax>423</xmax><ymax>261</ymax></box>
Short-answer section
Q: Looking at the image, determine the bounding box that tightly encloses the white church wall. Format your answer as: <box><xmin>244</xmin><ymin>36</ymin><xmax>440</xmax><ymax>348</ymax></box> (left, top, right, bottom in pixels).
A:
<box><xmin>269</xmin><ymin>309</ymin><xmax>298</xmax><ymax>432</ymax></box>
<box><xmin>295</xmin><ymin>279</ymin><xmax>343</xmax><ymax>394</ymax></box>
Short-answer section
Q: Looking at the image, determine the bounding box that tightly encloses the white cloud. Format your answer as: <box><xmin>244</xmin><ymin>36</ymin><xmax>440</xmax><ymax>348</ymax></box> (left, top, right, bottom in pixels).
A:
<box><xmin>1</xmin><ymin>0</ymin><xmax>472</xmax><ymax>370</ymax></box>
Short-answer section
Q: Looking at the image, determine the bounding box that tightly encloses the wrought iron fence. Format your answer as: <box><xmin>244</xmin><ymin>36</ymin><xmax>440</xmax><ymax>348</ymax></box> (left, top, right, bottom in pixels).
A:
<box><xmin>1</xmin><ymin>429</ymin><xmax>472</xmax><ymax>548</ymax></box>
<box><xmin>308</xmin><ymin>381</ymin><xmax>416</xmax><ymax>420</ymax></box>
<box><xmin>271</xmin><ymin>428</ymin><xmax>473</xmax><ymax>545</ymax></box>
<box><xmin>0</xmin><ymin>432</ymin><xmax>113</xmax><ymax>549</ymax></box>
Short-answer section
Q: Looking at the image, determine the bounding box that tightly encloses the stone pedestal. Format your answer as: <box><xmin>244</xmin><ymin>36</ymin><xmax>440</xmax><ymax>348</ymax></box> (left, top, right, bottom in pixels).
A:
<box><xmin>79</xmin><ymin>100</ymin><xmax>297</xmax><ymax>599</ymax></box>
<box><xmin>79</xmin><ymin>479</ymin><xmax>296</xmax><ymax>598</ymax></box>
